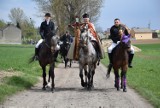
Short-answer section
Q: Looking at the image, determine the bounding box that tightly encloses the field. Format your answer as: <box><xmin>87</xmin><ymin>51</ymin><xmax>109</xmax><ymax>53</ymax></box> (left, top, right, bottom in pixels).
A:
<box><xmin>0</xmin><ymin>45</ymin><xmax>40</xmax><ymax>102</ymax></box>
<box><xmin>0</xmin><ymin>44</ymin><xmax>160</xmax><ymax>107</ymax></box>
<box><xmin>101</xmin><ymin>44</ymin><xmax>160</xmax><ymax>107</ymax></box>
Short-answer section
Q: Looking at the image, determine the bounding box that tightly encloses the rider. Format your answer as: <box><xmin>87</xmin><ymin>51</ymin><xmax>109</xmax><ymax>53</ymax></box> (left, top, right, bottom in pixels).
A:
<box><xmin>34</xmin><ymin>13</ymin><xmax>56</xmax><ymax>60</ymax></box>
<box><xmin>107</xmin><ymin>18</ymin><xmax>134</xmax><ymax>72</ymax></box>
<box><xmin>81</xmin><ymin>13</ymin><xmax>104</xmax><ymax>60</ymax></box>
<box><xmin>60</xmin><ymin>31</ymin><xmax>72</xmax><ymax>44</ymax></box>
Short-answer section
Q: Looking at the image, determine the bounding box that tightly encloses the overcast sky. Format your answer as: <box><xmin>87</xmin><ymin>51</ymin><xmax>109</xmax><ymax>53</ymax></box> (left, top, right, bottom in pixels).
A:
<box><xmin>0</xmin><ymin>0</ymin><xmax>160</xmax><ymax>30</ymax></box>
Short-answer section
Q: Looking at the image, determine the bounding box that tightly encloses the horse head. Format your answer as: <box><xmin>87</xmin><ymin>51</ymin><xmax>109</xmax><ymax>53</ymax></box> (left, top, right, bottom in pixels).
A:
<box><xmin>80</xmin><ymin>28</ymin><xmax>89</xmax><ymax>50</ymax></box>
<box><xmin>119</xmin><ymin>34</ymin><xmax>131</xmax><ymax>50</ymax></box>
<box><xmin>50</xmin><ymin>27</ymin><xmax>60</xmax><ymax>54</ymax></box>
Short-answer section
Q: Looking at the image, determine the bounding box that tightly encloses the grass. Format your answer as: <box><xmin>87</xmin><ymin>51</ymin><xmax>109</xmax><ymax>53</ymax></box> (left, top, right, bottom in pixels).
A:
<box><xmin>0</xmin><ymin>44</ymin><xmax>61</xmax><ymax>102</ymax></box>
<box><xmin>0</xmin><ymin>44</ymin><xmax>41</xmax><ymax>102</ymax></box>
<box><xmin>101</xmin><ymin>44</ymin><xmax>160</xmax><ymax>108</ymax></box>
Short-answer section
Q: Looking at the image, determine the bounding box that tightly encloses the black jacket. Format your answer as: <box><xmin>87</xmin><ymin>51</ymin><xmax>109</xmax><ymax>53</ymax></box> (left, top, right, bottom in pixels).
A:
<box><xmin>110</xmin><ymin>24</ymin><xmax>129</xmax><ymax>43</ymax></box>
<box><xmin>40</xmin><ymin>20</ymin><xmax>55</xmax><ymax>39</ymax></box>
<box><xmin>60</xmin><ymin>34</ymin><xmax>72</xmax><ymax>44</ymax></box>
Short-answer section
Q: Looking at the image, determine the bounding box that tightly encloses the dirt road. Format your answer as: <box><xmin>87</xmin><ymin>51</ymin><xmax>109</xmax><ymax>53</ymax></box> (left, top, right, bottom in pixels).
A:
<box><xmin>0</xmin><ymin>63</ymin><xmax>153</xmax><ymax>108</ymax></box>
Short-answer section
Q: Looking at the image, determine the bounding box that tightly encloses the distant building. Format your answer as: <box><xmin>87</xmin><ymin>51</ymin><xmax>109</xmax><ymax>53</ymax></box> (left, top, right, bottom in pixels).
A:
<box><xmin>104</xmin><ymin>28</ymin><xmax>110</xmax><ymax>39</ymax></box>
<box><xmin>98</xmin><ymin>32</ymin><xmax>107</xmax><ymax>40</ymax></box>
<box><xmin>130</xmin><ymin>28</ymin><xmax>152</xmax><ymax>39</ymax></box>
<box><xmin>0</xmin><ymin>24</ymin><xmax>22</xmax><ymax>44</ymax></box>
<box><xmin>152</xmin><ymin>30</ymin><xmax>158</xmax><ymax>38</ymax></box>
<box><xmin>154</xmin><ymin>30</ymin><xmax>160</xmax><ymax>38</ymax></box>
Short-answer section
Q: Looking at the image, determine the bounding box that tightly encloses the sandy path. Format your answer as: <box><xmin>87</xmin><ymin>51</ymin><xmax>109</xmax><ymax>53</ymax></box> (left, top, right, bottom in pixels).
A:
<box><xmin>0</xmin><ymin>63</ymin><xmax>153</xmax><ymax>108</ymax></box>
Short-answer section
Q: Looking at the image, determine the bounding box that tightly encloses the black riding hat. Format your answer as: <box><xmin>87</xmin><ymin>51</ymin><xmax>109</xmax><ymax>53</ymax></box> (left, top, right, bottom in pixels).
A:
<box><xmin>83</xmin><ymin>13</ymin><xmax>89</xmax><ymax>18</ymax></box>
<box><xmin>45</xmin><ymin>13</ymin><xmax>51</xmax><ymax>17</ymax></box>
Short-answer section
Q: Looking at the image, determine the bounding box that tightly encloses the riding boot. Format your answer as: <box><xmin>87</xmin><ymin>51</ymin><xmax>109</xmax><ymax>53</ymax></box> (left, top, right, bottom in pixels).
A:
<box><xmin>107</xmin><ymin>53</ymin><xmax>113</xmax><ymax>75</ymax></box>
<box><xmin>35</xmin><ymin>48</ymin><xmax>39</xmax><ymax>60</ymax></box>
<box><xmin>54</xmin><ymin>50</ymin><xmax>59</xmax><ymax>62</ymax></box>
<box><xmin>128</xmin><ymin>53</ymin><xmax>134</xmax><ymax>68</ymax></box>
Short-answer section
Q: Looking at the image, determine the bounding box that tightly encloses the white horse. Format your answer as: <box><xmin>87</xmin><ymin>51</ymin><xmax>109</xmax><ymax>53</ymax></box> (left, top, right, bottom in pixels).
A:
<box><xmin>79</xmin><ymin>27</ymin><xmax>98</xmax><ymax>89</ymax></box>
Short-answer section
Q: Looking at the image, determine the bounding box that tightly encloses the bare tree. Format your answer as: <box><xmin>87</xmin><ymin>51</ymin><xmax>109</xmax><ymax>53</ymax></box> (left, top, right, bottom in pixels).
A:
<box><xmin>33</xmin><ymin>0</ymin><xmax>104</xmax><ymax>34</ymax></box>
<box><xmin>8</xmin><ymin>8</ymin><xmax>26</xmax><ymax>25</ymax></box>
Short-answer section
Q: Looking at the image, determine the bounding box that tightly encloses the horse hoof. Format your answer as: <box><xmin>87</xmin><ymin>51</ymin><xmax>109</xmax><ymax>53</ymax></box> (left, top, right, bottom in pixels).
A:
<box><xmin>81</xmin><ymin>82</ymin><xmax>87</xmax><ymax>88</ymax></box>
<box><xmin>81</xmin><ymin>82</ymin><xmax>85</xmax><ymax>87</ymax></box>
<box><xmin>121</xmin><ymin>86</ymin><xmax>123</xmax><ymax>89</ymax></box>
<box><xmin>123</xmin><ymin>88</ymin><xmax>127</xmax><ymax>92</ymax></box>
<box><xmin>91</xmin><ymin>84</ymin><xmax>94</xmax><ymax>89</ymax></box>
<box><xmin>51</xmin><ymin>88</ymin><xmax>55</xmax><ymax>93</ymax></box>
<box><xmin>42</xmin><ymin>87</ymin><xmax>46</xmax><ymax>90</ymax></box>
<box><xmin>87</xmin><ymin>86</ymin><xmax>92</xmax><ymax>90</ymax></box>
<box><xmin>114</xmin><ymin>84</ymin><xmax>117</xmax><ymax>88</ymax></box>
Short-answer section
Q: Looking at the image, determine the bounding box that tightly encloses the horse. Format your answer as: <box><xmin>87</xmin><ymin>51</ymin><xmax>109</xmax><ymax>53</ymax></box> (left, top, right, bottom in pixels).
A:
<box><xmin>59</xmin><ymin>41</ymin><xmax>72</xmax><ymax>68</ymax></box>
<box><xmin>106</xmin><ymin>33</ymin><xmax>130</xmax><ymax>92</ymax></box>
<box><xmin>79</xmin><ymin>28</ymin><xmax>98</xmax><ymax>90</ymax></box>
<box><xmin>29</xmin><ymin>29</ymin><xmax>59</xmax><ymax>92</ymax></box>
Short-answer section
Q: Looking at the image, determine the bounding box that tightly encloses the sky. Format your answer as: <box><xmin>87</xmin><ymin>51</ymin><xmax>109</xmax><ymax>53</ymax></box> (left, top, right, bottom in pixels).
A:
<box><xmin>0</xmin><ymin>0</ymin><xmax>160</xmax><ymax>30</ymax></box>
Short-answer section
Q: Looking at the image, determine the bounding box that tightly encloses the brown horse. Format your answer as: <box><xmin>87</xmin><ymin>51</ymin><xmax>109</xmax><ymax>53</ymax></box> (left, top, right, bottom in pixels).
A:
<box><xmin>29</xmin><ymin>30</ymin><xmax>59</xmax><ymax>92</ymax></box>
<box><xmin>107</xmin><ymin>33</ymin><xmax>130</xmax><ymax>92</ymax></box>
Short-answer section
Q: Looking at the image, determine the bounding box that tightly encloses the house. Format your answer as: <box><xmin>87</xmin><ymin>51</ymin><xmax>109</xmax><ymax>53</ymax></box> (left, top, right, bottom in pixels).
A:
<box><xmin>98</xmin><ymin>32</ymin><xmax>107</xmax><ymax>40</ymax></box>
<box><xmin>152</xmin><ymin>30</ymin><xmax>158</xmax><ymax>38</ymax></box>
<box><xmin>130</xmin><ymin>28</ymin><xmax>152</xmax><ymax>39</ymax></box>
<box><xmin>104</xmin><ymin>28</ymin><xmax>110</xmax><ymax>39</ymax></box>
<box><xmin>0</xmin><ymin>24</ymin><xmax>22</xmax><ymax>44</ymax></box>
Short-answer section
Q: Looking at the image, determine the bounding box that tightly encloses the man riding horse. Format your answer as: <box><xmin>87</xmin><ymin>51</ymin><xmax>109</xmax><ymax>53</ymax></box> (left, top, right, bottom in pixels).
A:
<box><xmin>34</xmin><ymin>13</ymin><xmax>59</xmax><ymax>60</ymax></box>
<box><xmin>60</xmin><ymin>31</ymin><xmax>72</xmax><ymax>44</ymax></box>
<box><xmin>81</xmin><ymin>13</ymin><xmax>104</xmax><ymax>60</ymax></box>
<box><xmin>67</xmin><ymin>13</ymin><xmax>104</xmax><ymax>61</ymax></box>
<box><xmin>107</xmin><ymin>18</ymin><xmax>134</xmax><ymax>73</ymax></box>
<box><xmin>59</xmin><ymin>31</ymin><xmax>73</xmax><ymax>67</ymax></box>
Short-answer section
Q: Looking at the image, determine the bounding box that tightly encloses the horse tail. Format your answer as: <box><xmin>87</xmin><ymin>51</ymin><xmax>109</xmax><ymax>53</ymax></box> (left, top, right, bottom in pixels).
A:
<box><xmin>28</xmin><ymin>55</ymin><xmax>35</xmax><ymax>64</ymax></box>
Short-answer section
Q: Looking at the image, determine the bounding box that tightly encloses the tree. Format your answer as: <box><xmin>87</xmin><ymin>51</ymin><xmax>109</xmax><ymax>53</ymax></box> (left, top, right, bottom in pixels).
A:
<box><xmin>33</xmin><ymin>0</ymin><xmax>104</xmax><ymax>35</ymax></box>
<box><xmin>8</xmin><ymin>8</ymin><xmax>38</xmax><ymax>42</ymax></box>
<box><xmin>8</xmin><ymin>8</ymin><xmax>25</xmax><ymax>25</ymax></box>
<box><xmin>0</xmin><ymin>19</ymin><xmax>6</xmax><ymax>28</ymax></box>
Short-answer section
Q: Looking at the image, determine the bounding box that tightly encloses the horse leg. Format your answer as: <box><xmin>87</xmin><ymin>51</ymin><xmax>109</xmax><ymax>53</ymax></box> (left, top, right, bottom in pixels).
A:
<box><xmin>91</xmin><ymin>69</ymin><xmax>95</xmax><ymax>89</ymax></box>
<box><xmin>64</xmin><ymin>56</ymin><xmax>67</xmax><ymax>68</ymax></box>
<box><xmin>84</xmin><ymin>65</ymin><xmax>88</xmax><ymax>88</ymax></box>
<box><xmin>42</xmin><ymin>66</ymin><xmax>47</xmax><ymax>90</ymax></box>
<box><xmin>123</xmin><ymin>71</ymin><xmax>127</xmax><ymax>92</ymax></box>
<box><xmin>114</xmin><ymin>69</ymin><xmax>120</xmax><ymax>91</ymax></box>
<box><xmin>50</xmin><ymin>63</ymin><xmax>55</xmax><ymax>92</ymax></box>
<box><xmin>48</xmin><ymin>68</ymin><xmax>51</xmax><ymax>82</ymax></box>
<box><xmin>87</xmin><ymin>66</ymin><xmax>92</xmax><ymax>90</ymax></box>
<box><xmin>79</xmin><ymin>65</ymin><xmax>85</xmax><ymax>87</ymax></box>
<box><xmin>69</xmin><ymin>59</ymin><xmax>72</xmax><ymax>67</ymax></box>
<box><xmin>121</xmin><ymin>70</ymin><xmax>124</xmax><ymax>89</ymax></box>
<box><xmin>46</xmin><ymin>68</ymin><xmax>51</xmax><ymax>88</ymax></box>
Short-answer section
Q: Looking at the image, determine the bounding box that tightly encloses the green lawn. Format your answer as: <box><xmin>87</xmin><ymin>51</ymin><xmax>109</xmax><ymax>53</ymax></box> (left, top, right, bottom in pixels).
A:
<box><xmin>101</xmin><ymin>44</ymin><xmax>160</xmax><ymax>108</ymax></box>
<box><xmin>0</xmin><ymin>44</ymin><xmax>40</xmax><ymax>102</ymax></box>
<box><xmin>0</xmin><ymin>44</ymin><xmax>61</xmax><ymax>102</ymax></box>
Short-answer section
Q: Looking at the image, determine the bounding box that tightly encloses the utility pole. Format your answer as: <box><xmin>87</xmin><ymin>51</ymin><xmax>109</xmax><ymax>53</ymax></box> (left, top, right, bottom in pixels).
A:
<box><xmin>148</xmin><ymin>20</ymin><xmax>151</xmax><ymax>29</ymax></box>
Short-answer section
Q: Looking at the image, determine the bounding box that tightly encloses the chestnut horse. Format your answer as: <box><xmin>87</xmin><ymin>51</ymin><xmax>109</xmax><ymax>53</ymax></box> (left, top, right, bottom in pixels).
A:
<box><xmin>107</xmin><ymin>34</ymin><xmax>131</xmax><ymax>92</ymax></box>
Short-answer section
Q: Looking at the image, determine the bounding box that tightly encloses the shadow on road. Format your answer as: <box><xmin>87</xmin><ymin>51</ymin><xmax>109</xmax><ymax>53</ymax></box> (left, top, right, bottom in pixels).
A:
<box><xmin>30</xmin><ymin>86</ymin><xmax>115</xmax><ymax>93</ymax></box>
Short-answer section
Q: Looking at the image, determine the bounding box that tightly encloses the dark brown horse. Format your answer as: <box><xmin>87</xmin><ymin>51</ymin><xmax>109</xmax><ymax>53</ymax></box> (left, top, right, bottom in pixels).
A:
<box><xmin>29</xmin><ymin>30</ymin><xmax>59</xmax><ymax>92</ymax></box>
<box><xmin>107</xmin><ymin>33</ymin><xmax>130</xmax><ymax>92</ymax></box>
<box><xmin>59</xmin><ymin>41</ymin><xmax>72</xmax><ymax>68</ymax></box>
